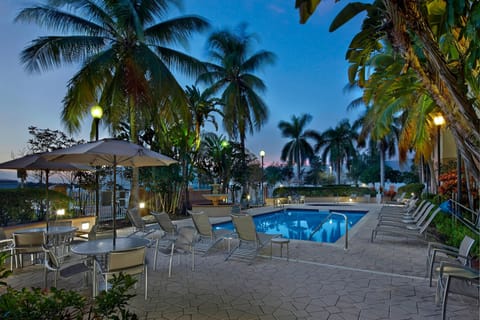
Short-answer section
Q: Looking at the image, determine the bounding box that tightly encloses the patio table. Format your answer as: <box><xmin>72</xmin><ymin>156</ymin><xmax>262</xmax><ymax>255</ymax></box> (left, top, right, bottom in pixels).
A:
<box><xmin>71</xmin><ymin>237</ymin><xmax>150</xmax><ymax>296</ymax></box>
<box><xmin>15</xmin><ymin>226</ymin><xmax>77</xmax><ymax>258</ymax></box>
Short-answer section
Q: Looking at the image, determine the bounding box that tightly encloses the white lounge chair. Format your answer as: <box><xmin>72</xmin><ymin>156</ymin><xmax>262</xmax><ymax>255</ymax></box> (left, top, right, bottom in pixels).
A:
<box><xmin>225</xmin><ymin>214</ymin><xmax>279</xmax><ymax>264</ymax></box>
<box><xmin>189</xmin><ymin>211</ymin><xmax>234</xmax><ymax>255</ymax></box>
<box><xmin>371</xmin><ymin>207</ymin><xmax>441</xmax><ymax>242</ymax></box>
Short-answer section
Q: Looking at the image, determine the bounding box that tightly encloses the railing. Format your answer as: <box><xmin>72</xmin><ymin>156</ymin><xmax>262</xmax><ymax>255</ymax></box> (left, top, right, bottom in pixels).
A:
<box><xmin>309</xmin><ymin>211</ymin><xmax>349</xmax><ymax>250</ymax></box>
<box><xmin>449</xmin><ymin>198</ymin><xmax>480</xmax><ymax>236</ymax></box>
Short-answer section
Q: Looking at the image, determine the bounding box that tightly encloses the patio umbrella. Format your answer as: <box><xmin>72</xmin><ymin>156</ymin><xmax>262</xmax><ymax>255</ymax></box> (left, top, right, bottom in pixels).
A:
<box><xmin>0</xmin><ymin>153</ymin><xmax>92</xmax><ymax>229</ymax></box>
<box><xmin>42</xmin><ymin>138</ymin><xmax>178</xmax><ymax>246</ymax></box>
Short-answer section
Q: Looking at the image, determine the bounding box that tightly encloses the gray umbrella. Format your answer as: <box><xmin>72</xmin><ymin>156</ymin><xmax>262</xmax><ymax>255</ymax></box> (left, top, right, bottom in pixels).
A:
<box><xmin>42</xmin><ymin>138</ymin><xmax>178</xmax><ymax>246</ymax></box>
<box><xmin>0</xmin><ymin>152</ymin><xmax>91</xmax><ymax>228</ymax></box>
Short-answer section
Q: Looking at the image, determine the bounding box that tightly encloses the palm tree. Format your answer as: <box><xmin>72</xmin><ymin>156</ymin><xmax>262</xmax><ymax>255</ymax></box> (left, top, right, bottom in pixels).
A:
<box><xmin>295</xmin><ymin>0</ymin><xmax>480</xmax><ymax>189</ymax></box>
<box><xmin>278</xmin><ymin>114</ymin><xmax>321</xmax><ymax>184</ymax></box>
<box><xmin>185</xmin><ymin>85</ymin><xmax>223</xmax><ymax>151</ymax></box>
<box><xmin>197</xmin><ymin>23</ymin><xmax>276</xmax><ymax>196</ymax></box>
<box><xmin>317</xmin><ymin>119</ymin><xmax>358</xmax><ymax>184</ymax></box>
<box><xmin>16</xmin><ymin>0</ymin><xmax>210</xmax><ymax>206</ymax></box>
<box><xmin>178</xmin><ymin>85</ymin><xmax>222</xmax><ymax>212</ymax></box>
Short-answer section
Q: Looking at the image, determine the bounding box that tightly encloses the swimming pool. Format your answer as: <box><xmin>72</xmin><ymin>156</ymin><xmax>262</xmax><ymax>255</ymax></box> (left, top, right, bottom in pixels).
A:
<box><xmin>213</xmin><ymin>209</ymin><xmax>367</xmax><ymax>243</ymax></box>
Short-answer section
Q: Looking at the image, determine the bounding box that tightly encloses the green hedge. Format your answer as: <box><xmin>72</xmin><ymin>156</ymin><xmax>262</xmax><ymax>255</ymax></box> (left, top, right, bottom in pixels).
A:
<box><xmin>272</xmin><ymin>185</ymin><xmax>376</xmax><ymax>197</ymax></box>
<box><xmin>433</xmin><ymin>212</ymin><xmax>480</xmax><ymax>258</ymax></box>
<box><xmin>397</xmin><ymin>183</ymin><xmax>425</xmax><ymax>199</ymax></box>
<box><xmin>0</xmin><ymin>188</ymin><xmax>71</xmax><ymax>226</ymax></box>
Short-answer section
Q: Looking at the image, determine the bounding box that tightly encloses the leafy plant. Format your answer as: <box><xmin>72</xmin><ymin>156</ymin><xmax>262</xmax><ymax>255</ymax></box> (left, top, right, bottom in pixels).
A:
<box><xmin>273</xmin><ymin>185</ymin><xmax>375</xmax><ymax>197</ymax></box>
<box><xmin>397</xmin><ymin>183</ymin><xmax>425</xmax><ymax>199</ymax></box>
<box><xmin>0</xmin><ymin>252</ymin><xmax>138</xmax><ymax>319</ymax></box>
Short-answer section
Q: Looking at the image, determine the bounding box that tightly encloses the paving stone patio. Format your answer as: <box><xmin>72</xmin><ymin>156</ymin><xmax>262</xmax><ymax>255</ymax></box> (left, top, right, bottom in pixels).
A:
<box><xmin>4</xmin><ymin>203</ymin><xmax>479</xmax><ymax>319</ymax></box>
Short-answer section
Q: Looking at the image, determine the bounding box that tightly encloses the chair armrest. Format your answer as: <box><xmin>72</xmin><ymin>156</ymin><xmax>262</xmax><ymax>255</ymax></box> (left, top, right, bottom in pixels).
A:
<box><xmin>0</xmin><ymin>239</ymin><xmax>14</xmax><ymax>248</ymax></box>
<box><xmin>428</xmin><ymin>242</ymin><xmax>459</xmax><ymax>254</ymax></box>
<box><xmin>439</xmin><ymin>261</ymin><xmax>480</xmax><ymax>279</ymax></box>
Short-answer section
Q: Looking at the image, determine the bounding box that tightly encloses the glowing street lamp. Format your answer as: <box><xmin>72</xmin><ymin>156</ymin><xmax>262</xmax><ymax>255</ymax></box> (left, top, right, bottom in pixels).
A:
<box><xmin>90</xmin><ymin>105</ymin><xmax>103</xmax><ymax>141</ymax></box>
<box><xmin>90</xmin><ymin>105</ymin><xmax>103</xmax><ymax>218</ymax></box>
<box><xmin>434</xmin><ymin>114</ymin><xmax>445</xmax><ymax>193</ymax></box>
<box><xmin>260</xmin><ymin>150</ymin><xmax>265</xmax><ymax>206</ymax></box>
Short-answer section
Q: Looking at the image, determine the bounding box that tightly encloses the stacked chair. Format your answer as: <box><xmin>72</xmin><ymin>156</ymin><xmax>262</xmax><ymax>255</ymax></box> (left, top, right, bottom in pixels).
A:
<box><xmin>371</xmin><ymin>201</ymin><xmax>441</xmax><ymax>242</ymax></box>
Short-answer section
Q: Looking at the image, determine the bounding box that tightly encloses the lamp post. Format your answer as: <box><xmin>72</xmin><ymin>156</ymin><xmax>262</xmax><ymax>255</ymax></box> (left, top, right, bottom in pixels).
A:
<box><xmin>90</xmin><ymin>105</ymin><xmax>103</xmax><ymax>218</ymax></box>
<box><xmin>434</xmin><ymin>114</ymin><xmax>445</xmax><ymax>193</ymax></box>
<box><xmin>260</xmin><ymin>150</ymin><xmax>265</xmax><ymax>206</ymax></box>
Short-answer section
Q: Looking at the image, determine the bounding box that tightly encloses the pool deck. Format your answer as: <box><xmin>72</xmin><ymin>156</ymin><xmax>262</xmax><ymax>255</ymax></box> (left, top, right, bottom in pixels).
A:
<box><xmin>5</xmin><ymin>203</ymin><xmax>479</xmax><ymax>319</ymax></box>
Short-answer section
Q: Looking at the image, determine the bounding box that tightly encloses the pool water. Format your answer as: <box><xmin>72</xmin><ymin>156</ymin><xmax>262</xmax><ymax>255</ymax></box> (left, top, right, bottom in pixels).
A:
<box><xmin>213</xmin><ymin>209</ymin><xmax>367</xmax><ymax>243</ymax></box>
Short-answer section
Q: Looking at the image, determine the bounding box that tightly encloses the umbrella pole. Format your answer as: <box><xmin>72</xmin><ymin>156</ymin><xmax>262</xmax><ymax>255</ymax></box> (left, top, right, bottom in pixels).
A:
<box><xmin>113</xmin><ymin>158</ymin><xmax>117</xmax><ymax>248</ymax></box>
<box><xmin>45</xmin><ymin>169</ymin><xmax>49</xmax><ymax>232</ymax></box>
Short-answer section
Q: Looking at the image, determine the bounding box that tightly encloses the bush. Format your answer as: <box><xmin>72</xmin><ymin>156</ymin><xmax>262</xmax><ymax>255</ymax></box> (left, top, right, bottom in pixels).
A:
<box><xmin>397</xmin><ymin>183</ymin><xmax>425</xmax><ymax>199</ymax></box>
<box><xmin>272</xmin><ymin>185</ymin><xmax>375</xmax><ymax>197</ymax></box>
<box><xmin>433</xmin><ymin>213</ymin><xmax>480</xmax><ymax>258</ymax></box>
<box><xmin>0</xmin><ymin>252</ymin><xmax>138</xmax><ymax>319</ymax></box>
<box><xmin>0</xmin><ymin>188</ymin><xmax>71</xmax><ymax>226</ymax></box>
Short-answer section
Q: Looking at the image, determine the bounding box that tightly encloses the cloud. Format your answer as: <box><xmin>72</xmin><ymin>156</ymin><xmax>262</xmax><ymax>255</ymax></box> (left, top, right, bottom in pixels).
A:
<box><xmin>268</xmin><ymin>4</ymin><xmax>286</xmax><ymax>15</ymax></box>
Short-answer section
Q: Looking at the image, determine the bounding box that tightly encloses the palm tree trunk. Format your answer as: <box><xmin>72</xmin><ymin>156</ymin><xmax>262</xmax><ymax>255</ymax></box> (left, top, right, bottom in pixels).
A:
<box><xmin>386</xmin><ymin>1</ymin><xmax>480</xmax><ymax>183</ymax></box>
<box><xmin>336</xmin><ymin>160</ymin><xmax>341</xmax><ymax>184</ymax></box>
<box><xmin>297</xmin><ymin>150</ymin><xmax>302</xmax><ymax>184</ymax></box>
<box><xmin>129</xmin><ymin>100</ymin><xmax>139</xmax><ymax>210</ymax></box>
<box><xmin>379</xmin><ymin>142</ymin><xmax>385</xmax><ymax>191</ymax></box>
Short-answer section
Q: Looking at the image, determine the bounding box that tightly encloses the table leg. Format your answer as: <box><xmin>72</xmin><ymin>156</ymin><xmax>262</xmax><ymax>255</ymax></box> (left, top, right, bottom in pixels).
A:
<box><xmin>92</xmin><ymin>256</ymin><xmax>97</xmax><ymax>297</ymax></box>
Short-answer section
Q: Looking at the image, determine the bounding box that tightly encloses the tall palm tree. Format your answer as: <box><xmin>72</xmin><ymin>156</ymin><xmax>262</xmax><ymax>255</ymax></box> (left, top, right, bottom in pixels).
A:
<box><xmin>16</xmin><ymin>0</ymin><xmax>210</xmax><ymax>206</ymax></box>
<box><xmin>295</xmin><ymin>0</ymin><xmax>480</xmax><ymax>188</ymax></box>
<box><xmin>185</xmin><ymin>85</ymin><xmax>223</xmax><ymax>151</ymax></box>
<box><xmin>197</xmin><ymin>23</ymin><xmax>276</xmax><ymax>196</ymax></box>
<box><xmin>317</xmin><ymin>119</ymin><xmax>358</xmax><ymax>184</ymax></box>
<box><xmin>177</xmin><ymin>85</ymin><xmax>222</xmax><ymax>212</ymax></box>
<box><xmin>278</xmin><ymin>114</ymin><xmax>321</xmax><ymax>184</ymax></box>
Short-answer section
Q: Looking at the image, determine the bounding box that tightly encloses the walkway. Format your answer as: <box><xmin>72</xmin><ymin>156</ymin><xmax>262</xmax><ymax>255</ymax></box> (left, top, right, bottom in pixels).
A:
<box><xmin>5</xmin><ymin>203</ymin><xmax>479</xmax><ymax>319</ymax></box>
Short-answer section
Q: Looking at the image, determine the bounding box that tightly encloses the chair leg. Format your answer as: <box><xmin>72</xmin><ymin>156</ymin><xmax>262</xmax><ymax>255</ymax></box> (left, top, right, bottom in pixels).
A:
<box><xmin>441</xmin><ymin>276</ymin><xmax>451</xmax><ymax>320</ymax></box>
<box><xmin>168</xmin><ymin>243</ymin><xmax>174</xmax><ymax>277</ymax></box>
<box><xmin>429</xmin><ymin>258</ymin><xmax>436</xmax><ymax>287</ymax></box>
<box><xmin>153</xmin><ymin>239</ymin><xmax>159</xmax><ymax>271</ymax></box>
<box><xmin>191</xmin><ymin>247</ymin><xmax>195</xmax><ymax>272</ymax></box>
<box><xmin>144</xmin><ymin>266</ymin><xmax>148</xmax><ymax>300</ymax></box>
<box><xmin>44</xmin><ymin>267</ymin><xmax>48</xmax><ymax>288</ymax></box>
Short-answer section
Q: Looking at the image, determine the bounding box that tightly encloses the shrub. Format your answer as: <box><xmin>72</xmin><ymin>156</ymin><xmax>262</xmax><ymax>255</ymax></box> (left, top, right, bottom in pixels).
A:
<box><xmin>432</xmin><ymin>213</ymin><xmax>480</xmax><ymax>258</ymax></box>
<box><xmin>0</xmin><ymin>188</ymin><xmax>71</xmax><ymax>226</ymax></box>
<box><xmin>397</xmin><ymin>183</ymin><xmax>425</xmax><ymax>199</ymax></box>
<box><xmin>0</xmin><ymin>252</ymin><xmax>138</xmax><ymax>320</ymax></box>
<box><xmin>272</xmin><ymin>186</ymin><xmax>375</xmax><ymax>197</ymax></box>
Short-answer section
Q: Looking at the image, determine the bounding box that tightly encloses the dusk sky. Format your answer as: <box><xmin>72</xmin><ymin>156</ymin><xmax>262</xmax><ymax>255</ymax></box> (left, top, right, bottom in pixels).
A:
<box><xmin>0</xmin><ymin>0</ymin><xmax>365</xmax><ymax>180</ymax></box>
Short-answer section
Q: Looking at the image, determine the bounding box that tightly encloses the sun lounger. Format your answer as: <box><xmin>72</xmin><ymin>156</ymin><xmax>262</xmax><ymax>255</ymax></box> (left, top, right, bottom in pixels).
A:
<box><xmin>189</xmin><ymin>210</ymin><xmax>234</xmax><ymax>255</ymax></box>
<box><xmin>377</xmin><ymin>202</ymin><xmax>434</xmax><ymax>228</ymax></box>
<box><xmin>225</xmin><ymin>214</ymin><xmax>280</xmax><ymax>264</ymax></box>
<box><xmin>371</xmin><ymin>207</ymin><xmax>441</xmax><ymax>242</ymax></box>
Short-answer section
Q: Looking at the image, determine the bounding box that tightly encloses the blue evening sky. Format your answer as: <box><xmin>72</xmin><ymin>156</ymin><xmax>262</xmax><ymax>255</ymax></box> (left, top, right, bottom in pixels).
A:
<box><xmin>0</xmin><ymin>0</ymin><xmax>365</xmax><ymax>179</ymax></box>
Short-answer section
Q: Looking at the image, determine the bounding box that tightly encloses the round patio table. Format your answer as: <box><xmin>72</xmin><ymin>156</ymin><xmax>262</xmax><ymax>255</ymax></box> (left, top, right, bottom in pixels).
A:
<box><xmin>71</xmin><ymin>237</ymin><xmax>151</xmax><ymax>296</ymax></box>
<box><xmin>15</xmin><ymin>226</ymin><xmax>77</xmax><ymax>258</ymax></box>
<box><xmin>15</xmin><ymin>226</ymin><xmax>77</xmax><ymax>235</ymax></box>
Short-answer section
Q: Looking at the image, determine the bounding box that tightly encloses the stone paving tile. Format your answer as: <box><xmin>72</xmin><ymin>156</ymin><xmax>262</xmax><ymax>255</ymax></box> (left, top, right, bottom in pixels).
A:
<box><xmin>4</xmin><ymin>204</ymin><xmax>479</xmax><ymax>319</ymax></box>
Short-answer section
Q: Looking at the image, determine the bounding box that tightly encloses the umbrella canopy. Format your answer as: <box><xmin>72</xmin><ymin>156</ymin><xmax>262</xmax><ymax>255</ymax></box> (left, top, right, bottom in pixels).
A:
<box><xmin>42</xmin><ymin>138</ymin><xmax>177</xmax><ymax>167</ymax></box>
<box><xmin>0</xmin><ymin>152</ymin><xmax>92</xmax><ymax>228</ymax></box>
<box><xmin>0</xmin><ymin>152</ymin><xmax>91</xmax><ymax>171</ymax></box>
<box><xmin>42</xmin><ymin>138</ymin><xmax>178</xmax><ymax>246</ymax></box>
